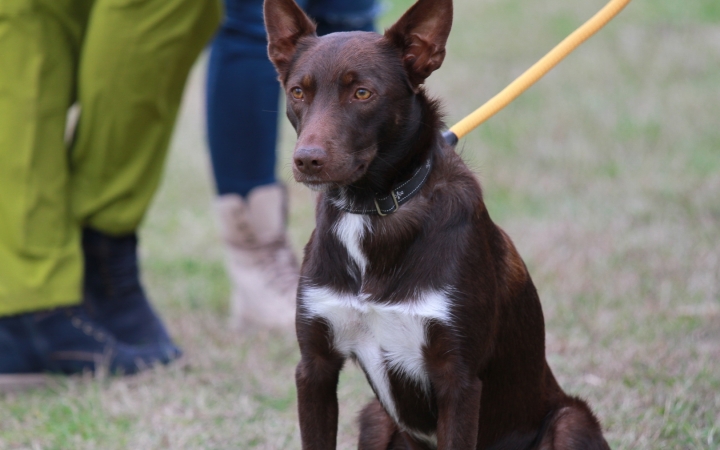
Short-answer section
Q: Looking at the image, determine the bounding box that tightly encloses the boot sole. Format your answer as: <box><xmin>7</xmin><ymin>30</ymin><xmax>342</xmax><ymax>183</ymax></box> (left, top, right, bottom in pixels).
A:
<box><xmin>0</xmin><ymin>374</ymin><xmax>49</xmax><ymax>392</ymax></box>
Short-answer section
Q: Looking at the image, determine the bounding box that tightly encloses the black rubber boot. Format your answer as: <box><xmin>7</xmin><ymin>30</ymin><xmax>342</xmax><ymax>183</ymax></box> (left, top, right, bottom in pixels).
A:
<box><xmin>81</xmin><ymin>228</ymin><xmax>181</xmax><ymax>360</ymax></box>
<box><xmin>0</xmin><ymin>306</ymin><xmax>176</xmax><ymax>375</ymax></box>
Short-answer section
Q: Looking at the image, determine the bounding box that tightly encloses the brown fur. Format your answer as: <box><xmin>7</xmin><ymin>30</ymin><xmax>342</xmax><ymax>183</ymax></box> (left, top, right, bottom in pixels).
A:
<box><xmin>264</xmin><ymin>0</ymin><xmax>611</xmax><ymax>448</ymax></box>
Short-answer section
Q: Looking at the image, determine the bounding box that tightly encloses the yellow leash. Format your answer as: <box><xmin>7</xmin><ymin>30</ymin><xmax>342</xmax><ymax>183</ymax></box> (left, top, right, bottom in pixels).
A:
<box><xmin>443</xmin><ymin>0</ymin><xmax>632</xmax><ymax>145</ymax></box>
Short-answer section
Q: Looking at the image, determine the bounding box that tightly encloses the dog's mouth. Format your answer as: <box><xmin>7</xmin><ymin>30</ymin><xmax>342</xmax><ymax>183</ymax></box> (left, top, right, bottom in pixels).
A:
<box><xmin>294</xmin><ymin>162</ymin><xmax>369</xmax><ymax>190</ymax></box>
<box><xmin>302</xmin><ymin>181</ymin><xmax>336</xmax><ymax>192</ymax></box>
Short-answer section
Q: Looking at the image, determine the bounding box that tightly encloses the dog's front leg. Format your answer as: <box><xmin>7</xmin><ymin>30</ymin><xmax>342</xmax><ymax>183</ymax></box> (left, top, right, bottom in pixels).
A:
<box><xmin>428</xmin><ymin>364</ymin><xmax>482</xmax><ymax>449</ymax></box>
<box><xmin>296</xmin><ymin>324</ymin><xmax>345</xmax><ymax>449</ymax></box>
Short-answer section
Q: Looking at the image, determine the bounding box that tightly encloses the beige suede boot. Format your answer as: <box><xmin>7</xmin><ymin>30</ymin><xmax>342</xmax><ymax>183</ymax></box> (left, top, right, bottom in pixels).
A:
<box><xmin>215</xmin><ymin>184</ymin><xmax>299</xmax><ymax>330</ymax></box>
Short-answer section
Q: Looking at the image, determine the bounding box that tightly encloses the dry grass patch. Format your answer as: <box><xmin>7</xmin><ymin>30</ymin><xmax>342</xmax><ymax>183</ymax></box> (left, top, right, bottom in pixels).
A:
<box><xmin>2</xmin><ymin>0</ymin><xmax>719</xmax><ymax>448</ymax></box>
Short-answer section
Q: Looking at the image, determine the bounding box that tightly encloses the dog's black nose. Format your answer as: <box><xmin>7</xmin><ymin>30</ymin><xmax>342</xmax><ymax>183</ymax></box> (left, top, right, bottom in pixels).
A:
<box><xmin>294</xmin><ymin>147</ymin><xmax>327</xmax><ymax>175</ymax></box>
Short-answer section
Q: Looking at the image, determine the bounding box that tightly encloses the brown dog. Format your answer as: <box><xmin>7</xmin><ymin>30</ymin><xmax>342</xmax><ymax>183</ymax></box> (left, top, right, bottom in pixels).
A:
<box><xmin>264</xmin><ymin>0</ymin><xmax>611</xmax><ymax>448</ymax></box>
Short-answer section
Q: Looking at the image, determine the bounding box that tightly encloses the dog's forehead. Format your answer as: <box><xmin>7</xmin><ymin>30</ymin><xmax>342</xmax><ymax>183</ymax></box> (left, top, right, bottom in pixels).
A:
<box><xmin>291</xmin><ymin>32</ymin><xmax>399</xmax><ymax>85</ymax></box>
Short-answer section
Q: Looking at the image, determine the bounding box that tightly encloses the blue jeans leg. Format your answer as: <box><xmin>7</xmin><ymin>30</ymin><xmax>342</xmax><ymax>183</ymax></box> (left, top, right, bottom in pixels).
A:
<box><xmin>206</xmin><ymin>27</ymin><xmax>279</xmax><ymax>197</ymax></box>
<box><xmin>304</xmin><ymin>0</ymin><xmax>377</xmax><ymax>35</ymax></box>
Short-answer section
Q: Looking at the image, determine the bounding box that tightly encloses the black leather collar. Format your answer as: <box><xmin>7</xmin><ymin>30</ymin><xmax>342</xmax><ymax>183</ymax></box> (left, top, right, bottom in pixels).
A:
<box><xmin>332</xmin><ymin>156</ymin><xmax>433</xmax><ymax>216</ymax></box>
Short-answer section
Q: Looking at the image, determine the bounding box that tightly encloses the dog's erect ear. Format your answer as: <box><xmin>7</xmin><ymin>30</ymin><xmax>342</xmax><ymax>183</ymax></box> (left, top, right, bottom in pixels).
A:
<box><xmin>384</xmin><ymin>0</ymin><xmax>453</xmax><ymax>90</ymax></box>
<box><xmin>264</xmin><ymin>0</ymin><xmax>317</xmax><ymax>79</ymax></box>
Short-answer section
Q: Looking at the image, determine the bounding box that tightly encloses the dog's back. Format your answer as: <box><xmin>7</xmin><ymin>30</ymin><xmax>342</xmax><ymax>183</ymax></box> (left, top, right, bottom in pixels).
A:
<box><xmin>264</xmin><ymin>0</ymin><xmax>610</xmax><ymax>448</ymax></box>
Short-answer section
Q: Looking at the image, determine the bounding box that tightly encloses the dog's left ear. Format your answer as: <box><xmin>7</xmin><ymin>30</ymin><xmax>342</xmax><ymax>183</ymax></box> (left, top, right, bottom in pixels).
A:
<box><xmin>264</xmin><ymin>0</ymin><xmax>317</xmax><ymax>80</ymax></box>
<box><xmin>384</xmin><ymin>0</ymin><xmax>453</xmax><ymax>90</ymax></box>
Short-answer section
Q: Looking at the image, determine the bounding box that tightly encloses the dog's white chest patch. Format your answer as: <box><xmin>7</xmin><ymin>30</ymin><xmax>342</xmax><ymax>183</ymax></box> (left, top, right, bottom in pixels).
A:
<box><xmin>333</xmin><ymin>213</ymin><xmax>369</xmax><ymax>275</ymax></box>
<box><xmin>301</xmin><ymin>286</ymin><xmax>452</xmax><ymax>430</ymax></box>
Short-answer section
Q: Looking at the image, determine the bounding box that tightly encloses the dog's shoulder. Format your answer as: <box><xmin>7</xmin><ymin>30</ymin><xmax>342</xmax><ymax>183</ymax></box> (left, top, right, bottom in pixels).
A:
<box><xmin>411</xmin><ymin>143</ymin><xmax>488</xmax><ymax>238</ymax></box>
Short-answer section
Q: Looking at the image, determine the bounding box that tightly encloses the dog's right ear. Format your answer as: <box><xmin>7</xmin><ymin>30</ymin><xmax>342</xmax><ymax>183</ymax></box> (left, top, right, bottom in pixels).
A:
<box><xmin>384</xmin><ymin>0</ymin><xmax>453</xmax><ymax>90</ymax></box>
<box><xmin>264</xmin><ymin>0</ymin><xmax>317</xmax><ymax>80</ymax></box>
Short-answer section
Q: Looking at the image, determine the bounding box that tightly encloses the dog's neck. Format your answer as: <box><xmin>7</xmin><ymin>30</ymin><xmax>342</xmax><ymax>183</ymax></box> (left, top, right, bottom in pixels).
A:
<box><xmin>329</xmin><ymin>91</ymin><xmax>442</xmax><ymax>215</ymax></box>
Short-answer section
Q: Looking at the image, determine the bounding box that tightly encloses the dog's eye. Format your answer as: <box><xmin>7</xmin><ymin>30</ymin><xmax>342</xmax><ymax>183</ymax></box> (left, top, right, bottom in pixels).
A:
<box><xmin>290</xmin><ymin>87</ymin><xmax>304</xmax><ymax>100</ymax></box>
<box><xmin>354</xmin><ymin>88</ymin><xmax>372</xmax><ymax>100</ymax></box>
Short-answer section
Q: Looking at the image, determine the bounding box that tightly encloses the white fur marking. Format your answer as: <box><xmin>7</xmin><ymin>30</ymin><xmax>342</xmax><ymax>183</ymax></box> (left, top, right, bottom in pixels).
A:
<box><xmin>329</xmin><ymin>187</ymin><xmax>350</xmax><ymax>209</ymax></box>
<box><xmin>301</xmin><ymin>286</ymin><xmax>452</xmax><ymax>433</ymax></box>
<box><xmin>333</xmin><ymin>213</ymin><xmax>369</xmax><ymax>275</ymax></box>
<box><xmin>409</xmin><ymin>430</ymin><xmax>438</xmax><ymax>448</ymax></box>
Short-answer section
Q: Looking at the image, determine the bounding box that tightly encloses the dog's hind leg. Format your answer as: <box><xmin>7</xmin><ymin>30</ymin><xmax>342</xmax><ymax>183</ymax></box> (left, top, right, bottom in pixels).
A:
<box><xmin>535</xmin><ymin>397</ymin><xmax>611</xmax><ymax>450</ymax></box>
<box><xmin>358</xmin><ymin>399</ymin><xmax>409</xmax><ymax>450</ymax></box>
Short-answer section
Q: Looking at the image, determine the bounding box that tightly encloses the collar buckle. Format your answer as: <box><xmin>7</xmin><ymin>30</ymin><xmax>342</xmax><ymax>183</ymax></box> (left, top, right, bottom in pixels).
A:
<box><xmin>374</xmin><ymin>191</ymin><xmax>400</xmax><ymax>217</ymax></box>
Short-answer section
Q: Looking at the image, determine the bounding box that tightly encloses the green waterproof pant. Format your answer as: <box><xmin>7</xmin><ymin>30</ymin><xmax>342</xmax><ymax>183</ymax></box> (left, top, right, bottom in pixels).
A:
<box><xmin>0</xmin><ymin>0</ymin><xmax>221</xmax><ymax>316</ymax></box>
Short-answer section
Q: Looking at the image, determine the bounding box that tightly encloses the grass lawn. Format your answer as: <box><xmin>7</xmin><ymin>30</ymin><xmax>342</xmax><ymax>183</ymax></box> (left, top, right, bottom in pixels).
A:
<box><xmin>2</xmin><ymin>0</ymin><xmax>719</xmax><ymax>448</ymax></box>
